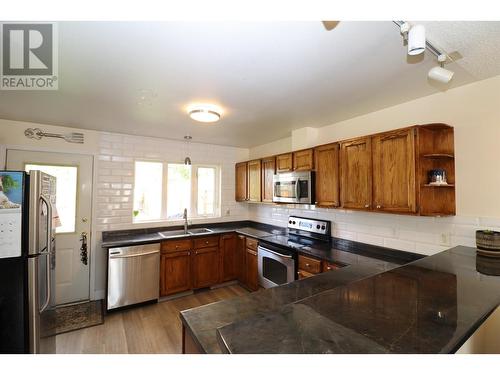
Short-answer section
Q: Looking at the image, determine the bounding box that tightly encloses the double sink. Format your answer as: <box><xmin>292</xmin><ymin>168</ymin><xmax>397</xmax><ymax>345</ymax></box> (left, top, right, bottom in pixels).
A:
<box><xmin>158</xmin><ymin>227</ymin><xmax>214</xmax><ymax>239</ymax></box>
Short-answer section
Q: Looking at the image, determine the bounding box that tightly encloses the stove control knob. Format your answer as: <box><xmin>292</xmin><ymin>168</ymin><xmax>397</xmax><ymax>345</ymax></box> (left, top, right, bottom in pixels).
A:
<box><xmin>316</xmin><ymin>225</ymin><xmax>320</xmax><ymax>229</ymax></box>
<box><xmin>321</xmin><ymin>225</ymin><xmax>326</xmax><ymax>230</ymax></box>
<box><xmin>289</xmin><ymin>220</ymin><xmax>292</xmax><ymax>224</ymax></box>
<box><xmin>292</xmin><ymin>221</ymin><xmax>296</xmax><ymax>225</ymax></box>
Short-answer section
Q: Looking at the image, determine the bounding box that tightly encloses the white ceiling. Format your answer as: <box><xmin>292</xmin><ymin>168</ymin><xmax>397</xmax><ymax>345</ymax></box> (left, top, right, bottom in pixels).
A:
<box><xmin>1</xmin><ymin>21</ymin><xmax>499</xmax><ymax>148</ymax></box>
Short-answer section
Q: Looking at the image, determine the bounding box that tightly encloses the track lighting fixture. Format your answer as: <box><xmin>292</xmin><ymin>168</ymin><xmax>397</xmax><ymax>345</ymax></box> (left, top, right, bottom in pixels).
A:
<box><xmin>395</xmin><ymin>21</ymin><xmax>455</xmax><ymax>84</ymax></box>
<box><xmin>408</xmin><ymin>24</ymin><xmax>426</xmax><ymax>56</ymax></box>
<box><xmin>428</xmin><ymin>54</ymin><xmax>454</xmax><ymax>83</ymax></box>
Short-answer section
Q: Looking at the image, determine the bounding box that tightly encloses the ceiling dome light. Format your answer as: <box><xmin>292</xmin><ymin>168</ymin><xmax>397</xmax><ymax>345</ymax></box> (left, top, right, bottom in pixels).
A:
<box><xmin>187</xmin><ymin>105</ymin><xmax>222</xmax><ymax>123</ymax></box>
<box><xmin>408</xmin><ymin>24</ymin><xmax>426</xmax><ymax>56</ymax></box>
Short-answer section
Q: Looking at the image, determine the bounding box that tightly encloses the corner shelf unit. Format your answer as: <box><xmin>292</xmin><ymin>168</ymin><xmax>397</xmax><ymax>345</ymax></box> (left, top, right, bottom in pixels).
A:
<box><xmin>417</xmin><ymin>124</ymin><xmax>456</xmax><ymax>216</ymax></box>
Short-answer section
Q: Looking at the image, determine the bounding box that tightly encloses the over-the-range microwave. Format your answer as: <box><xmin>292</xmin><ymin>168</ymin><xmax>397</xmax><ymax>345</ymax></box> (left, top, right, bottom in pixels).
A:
<box><xmin>272</xmin><ymin>171</ymin><xmax>315</xmax><ymax>204</ymax></box>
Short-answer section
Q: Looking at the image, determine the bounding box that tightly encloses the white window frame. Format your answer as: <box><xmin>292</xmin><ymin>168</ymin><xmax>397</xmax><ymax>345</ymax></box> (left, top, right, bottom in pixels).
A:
<box><xmin>133</xmin><ymin>160</ymin><xmax>221</xmax><ymax>223</ymax></box>
<box><xmin>133</xmin><ymin>160</ymin><xmax>166</xmax><ymax>223</ymax></box>
<box><xmin>191</xmin><ymin>164</ymin><xmax>221</xmax><ymax>219</ymax></box>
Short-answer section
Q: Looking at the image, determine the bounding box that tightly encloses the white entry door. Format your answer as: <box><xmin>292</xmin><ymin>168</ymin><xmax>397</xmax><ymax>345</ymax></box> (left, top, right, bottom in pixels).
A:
<box><xmin>7</xmin><ymin>150</ymin><xmax>93</xmax><ymax>305</ymax></box>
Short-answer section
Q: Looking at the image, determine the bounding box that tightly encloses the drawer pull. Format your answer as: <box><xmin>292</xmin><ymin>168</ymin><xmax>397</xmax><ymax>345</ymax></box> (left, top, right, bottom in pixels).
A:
<box><xmin>364</xmin><ymin>204</ymin><xmax>370</xmax><ymax>208</ymax></box>
<box><xmin>205</xmin><ymin>241</ymin><xmax>209</xmax><ymax>244</ymax></box>
<box><xmin>305</xmin><ymin>263</ymin><xmax>310</xmax><ymax>267</ymax></box>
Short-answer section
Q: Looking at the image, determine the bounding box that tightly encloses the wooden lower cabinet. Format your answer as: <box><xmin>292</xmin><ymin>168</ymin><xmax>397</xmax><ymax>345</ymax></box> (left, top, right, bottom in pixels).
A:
<box><xmin>220</xmin><ymin>234</ymin><xmax>237</xmax><ymax>282</ymax></box>
<box><xmin>160</xmin><ymin>236</ymin><xmax>222</xmax><ymax>295</ymax></box>
<box><xmin>159</xmin><ymin>234</ymin><xmax>259</xmax><ymax>296</ymax></box>
<box><xmin>236</xmin><ymin>234</ymin><xmax>246</xmax><ymax>284</ymax></box>
<box><xmin>160</xmin><ymin>250</ymin><xmax>192</xmax><ymax>296</ymax></box>
<box><xmin>297</xmin><ymin>254</ymin><xmax>345</xmax><ymax>280</ymax></box>
<box><xmin>192</xmin><ymin>246</ymin><xmax>220</xmax><ymax>289</ymax></box>
<box><xmin>245</xmin><ymin>248</ymin><xmax>259</xmax><ymax>291</ymax></box>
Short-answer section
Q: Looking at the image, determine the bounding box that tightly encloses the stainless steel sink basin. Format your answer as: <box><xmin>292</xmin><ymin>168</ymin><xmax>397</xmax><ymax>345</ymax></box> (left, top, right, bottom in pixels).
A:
<box><xmin>188</xmin><ymin>228</ymin><xmax>213</xmax><ymax>235</ymax></box>
<box><xmin>158</xmin><ymin>228</ymin><xmax>213</xmax><ymax>238</ymax></box>
<box><xmin>158</xmin><ymin>230</ymin><xmax>188</xmax><ymax>238</ymax></box>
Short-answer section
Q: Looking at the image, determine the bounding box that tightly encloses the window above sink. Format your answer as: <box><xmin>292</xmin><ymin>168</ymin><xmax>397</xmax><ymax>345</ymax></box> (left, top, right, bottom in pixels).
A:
<box><xmin>133</xmin><ymin>161</ymin><xmax>221</xmax><ymax>223</ymax></box>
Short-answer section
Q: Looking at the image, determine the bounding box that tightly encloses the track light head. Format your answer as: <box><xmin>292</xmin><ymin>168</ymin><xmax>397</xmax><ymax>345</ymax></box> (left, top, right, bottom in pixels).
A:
<box><xmin>408</xmin><ymin>24</ymin><xmax>426</xmax><ymax>56</ymax></box>
<box><xmin>428</xmin><ymin>66</ymin><xmax>454</xmax><ymax>83</ymax></box>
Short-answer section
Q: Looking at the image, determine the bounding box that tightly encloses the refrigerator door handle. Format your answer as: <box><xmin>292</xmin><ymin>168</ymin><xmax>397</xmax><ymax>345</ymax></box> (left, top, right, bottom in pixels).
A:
<box><xmin>39</xmin><ymin>195</ymin><xmax>52</xmax><ymax>313</ymax></box>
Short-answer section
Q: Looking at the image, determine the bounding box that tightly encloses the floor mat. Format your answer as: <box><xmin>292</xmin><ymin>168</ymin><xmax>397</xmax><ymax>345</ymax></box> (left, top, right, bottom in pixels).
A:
<box><xmin>56</xmin><ymin>300</ymin><xmax>104</xmax><ymax>335</ymax></box>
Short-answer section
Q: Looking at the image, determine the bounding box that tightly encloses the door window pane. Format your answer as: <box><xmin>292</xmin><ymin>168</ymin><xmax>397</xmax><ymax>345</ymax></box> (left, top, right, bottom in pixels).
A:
<box><xmin>197</xmin><ymin>167</ymin><xmax>216</xmax><ymax>216</ymax></box>
<box><xmin>133</xmin><ymin>161</ymin><xmax>163</xmax><ymax>222</ymax></box>
<box><xmin>166</xmin><ymin>164</ymin><xmax>191</xmax><ymax>219</ymax></box>
<box><xmin>25</xmin><ymin>164</ymin><xmax>78</xmax><ymax>234</ymax></box>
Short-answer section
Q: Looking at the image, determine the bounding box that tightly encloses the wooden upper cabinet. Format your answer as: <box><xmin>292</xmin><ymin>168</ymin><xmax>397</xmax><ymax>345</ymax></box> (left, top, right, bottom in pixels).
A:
<box><xmin>293</xmin><ymin>149</ymin><xmax>314</xmax><ymax>171</ymax></box>
<box><xmin>314</xmin><ymin>143</ymin><xmax>340</xmax><ymax>207</ymax></box>
<box><xmin>235</xmin><ymin>162</ymin><xmax>248</xmax><ymax>202</ymax></box>
<box><xmin>340</xmin><ymin>137</ymin><xmax>373</xmax><ymax>210</ymax></box>
<box><xmin>261</xmin><ymin>157</ymin><xmax>276</xmax><ymax>203</ymax></box>
<box><xmin>372</xmin><ymin>128</ymin><xmax>416</xmax><ymax>213</ymax></box>
<box><xmin>247</xmin><ymin>159</ymin><xmax>262</xmax><ymax>202</ymax></box>
<box><xmin>276</xmin><ymin>153</ymin><xmax>293</xmax><ymax>173</ymax></box>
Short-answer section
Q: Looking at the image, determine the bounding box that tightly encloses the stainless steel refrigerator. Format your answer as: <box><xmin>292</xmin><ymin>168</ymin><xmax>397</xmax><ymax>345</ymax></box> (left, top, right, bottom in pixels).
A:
<box><xmin>0</xmin><ymin>170</ymin><xmax>57</xmax><ymax>354</ymax></box>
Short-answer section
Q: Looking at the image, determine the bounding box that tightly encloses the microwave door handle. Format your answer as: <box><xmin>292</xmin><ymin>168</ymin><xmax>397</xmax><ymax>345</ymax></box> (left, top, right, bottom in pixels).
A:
<box><xmin>295</xmin><ymin>177</ymin><xmax>300</xmax><ymax>199</ymax></box>
<box><xmin>39</xmin><ymin>195</ymin><xmax>52</xmax><ymax>313</ymax></box>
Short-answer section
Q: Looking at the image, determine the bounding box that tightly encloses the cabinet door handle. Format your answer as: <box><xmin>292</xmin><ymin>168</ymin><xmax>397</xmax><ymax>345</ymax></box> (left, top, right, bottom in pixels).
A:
<box><xmin>188</xmin><ymin>251</ymin><xmax>191</xmax><ymax>255</ymax></box>
<box><xmin>376</xmin><ymin>205</ymin><xmax>382</xmax><ymax>209</ymax></box>
<box><xmin>175</xmin><ymin>245</ymin><xmax>179</xmax><ymax>249</ymax></box>
<box><xmin>364</xmin><ymin>204</ymin><xmax>370</xmax><ymax>208</ymax></box>
<box><xmin>305</xmin><ymin>263</ymin><xmax>310</xmax><ymax>267</ymax></box>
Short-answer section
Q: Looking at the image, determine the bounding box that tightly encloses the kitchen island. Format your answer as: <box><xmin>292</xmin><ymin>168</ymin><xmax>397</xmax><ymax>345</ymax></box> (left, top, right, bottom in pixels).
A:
<box><xmin>181</xmin><ymin>245</ymin><xmax>500</xmax><ymax>354</ymax></box>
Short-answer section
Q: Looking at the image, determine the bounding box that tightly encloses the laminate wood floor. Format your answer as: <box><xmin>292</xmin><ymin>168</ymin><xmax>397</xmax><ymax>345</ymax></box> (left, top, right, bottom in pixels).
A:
<box><xmin>56</xmin><ymin>284</ymin><xmax>248</xmax><ymax>354</ymax></box>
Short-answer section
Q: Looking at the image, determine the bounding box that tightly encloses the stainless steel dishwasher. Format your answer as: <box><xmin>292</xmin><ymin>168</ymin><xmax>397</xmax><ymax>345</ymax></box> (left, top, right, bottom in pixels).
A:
<box><xmin>107</xmin><ymin>243</ymin><xmax>160</xmax><ymax>310</ymax></box>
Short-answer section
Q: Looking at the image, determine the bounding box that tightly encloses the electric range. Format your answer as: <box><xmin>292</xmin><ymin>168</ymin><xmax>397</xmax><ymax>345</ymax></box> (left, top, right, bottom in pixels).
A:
<box><xmin>257</xmin><ymin>216</ymin><xmax>338</xmax><ymax>288</ymax></box>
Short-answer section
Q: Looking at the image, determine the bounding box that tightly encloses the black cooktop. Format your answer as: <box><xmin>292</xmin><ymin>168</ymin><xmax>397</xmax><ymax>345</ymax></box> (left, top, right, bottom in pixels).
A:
<box><xmin>260</xmin><ymin>233</ymin><xmax>331</xmax><ymax>252</ymax></box>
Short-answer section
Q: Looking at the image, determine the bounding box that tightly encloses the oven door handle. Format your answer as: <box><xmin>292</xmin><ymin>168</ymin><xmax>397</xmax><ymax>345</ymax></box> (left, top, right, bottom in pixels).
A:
<box><xmin>258</xmin><ymin>245</ymin><xmax>293</xmax><ymax>259</ymax></box>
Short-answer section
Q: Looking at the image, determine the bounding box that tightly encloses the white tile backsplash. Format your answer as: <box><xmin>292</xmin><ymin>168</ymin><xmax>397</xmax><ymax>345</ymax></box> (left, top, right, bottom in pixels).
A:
<box><xmin>248</xmin><ymin>204</ymin><xmax>489</xmax><ymax>256</ymax></box>
<box><xmin>94</xmin><ymin>133</ymin><xmax>249</xmax><ymax>236</ymax></box>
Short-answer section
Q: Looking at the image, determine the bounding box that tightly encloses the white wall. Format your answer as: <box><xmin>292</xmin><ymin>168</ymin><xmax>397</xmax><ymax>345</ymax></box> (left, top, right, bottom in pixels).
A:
<box><xmin>248</xmin><ymin>74</ymin><xmax>500</xmax><ymax>256</ymax></box>
<box><xmin>1</xmin><ymin>119</ymin><xmax>249</xmax><ymax>299</ymax></box>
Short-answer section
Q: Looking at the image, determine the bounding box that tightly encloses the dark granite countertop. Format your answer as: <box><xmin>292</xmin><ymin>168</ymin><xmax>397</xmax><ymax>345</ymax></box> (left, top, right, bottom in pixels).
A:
<box><xmin>216</xmin><ymin>246</ymin><xmax>500</xmax><ymax>354</ymax></box>
<box><xmin>259</xmin><ymin>235</ymin><xmax>423</xmax><ymax>266</ymax></box>
<box><xmin>101</xmin><ymin>220</ymin><xmax>284</xmax><ymax>248</ymax></box>
<box><xmin>180</xmin><ymin>261</ymin><xmax>401</xmax><ymax>353</ymax></box>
